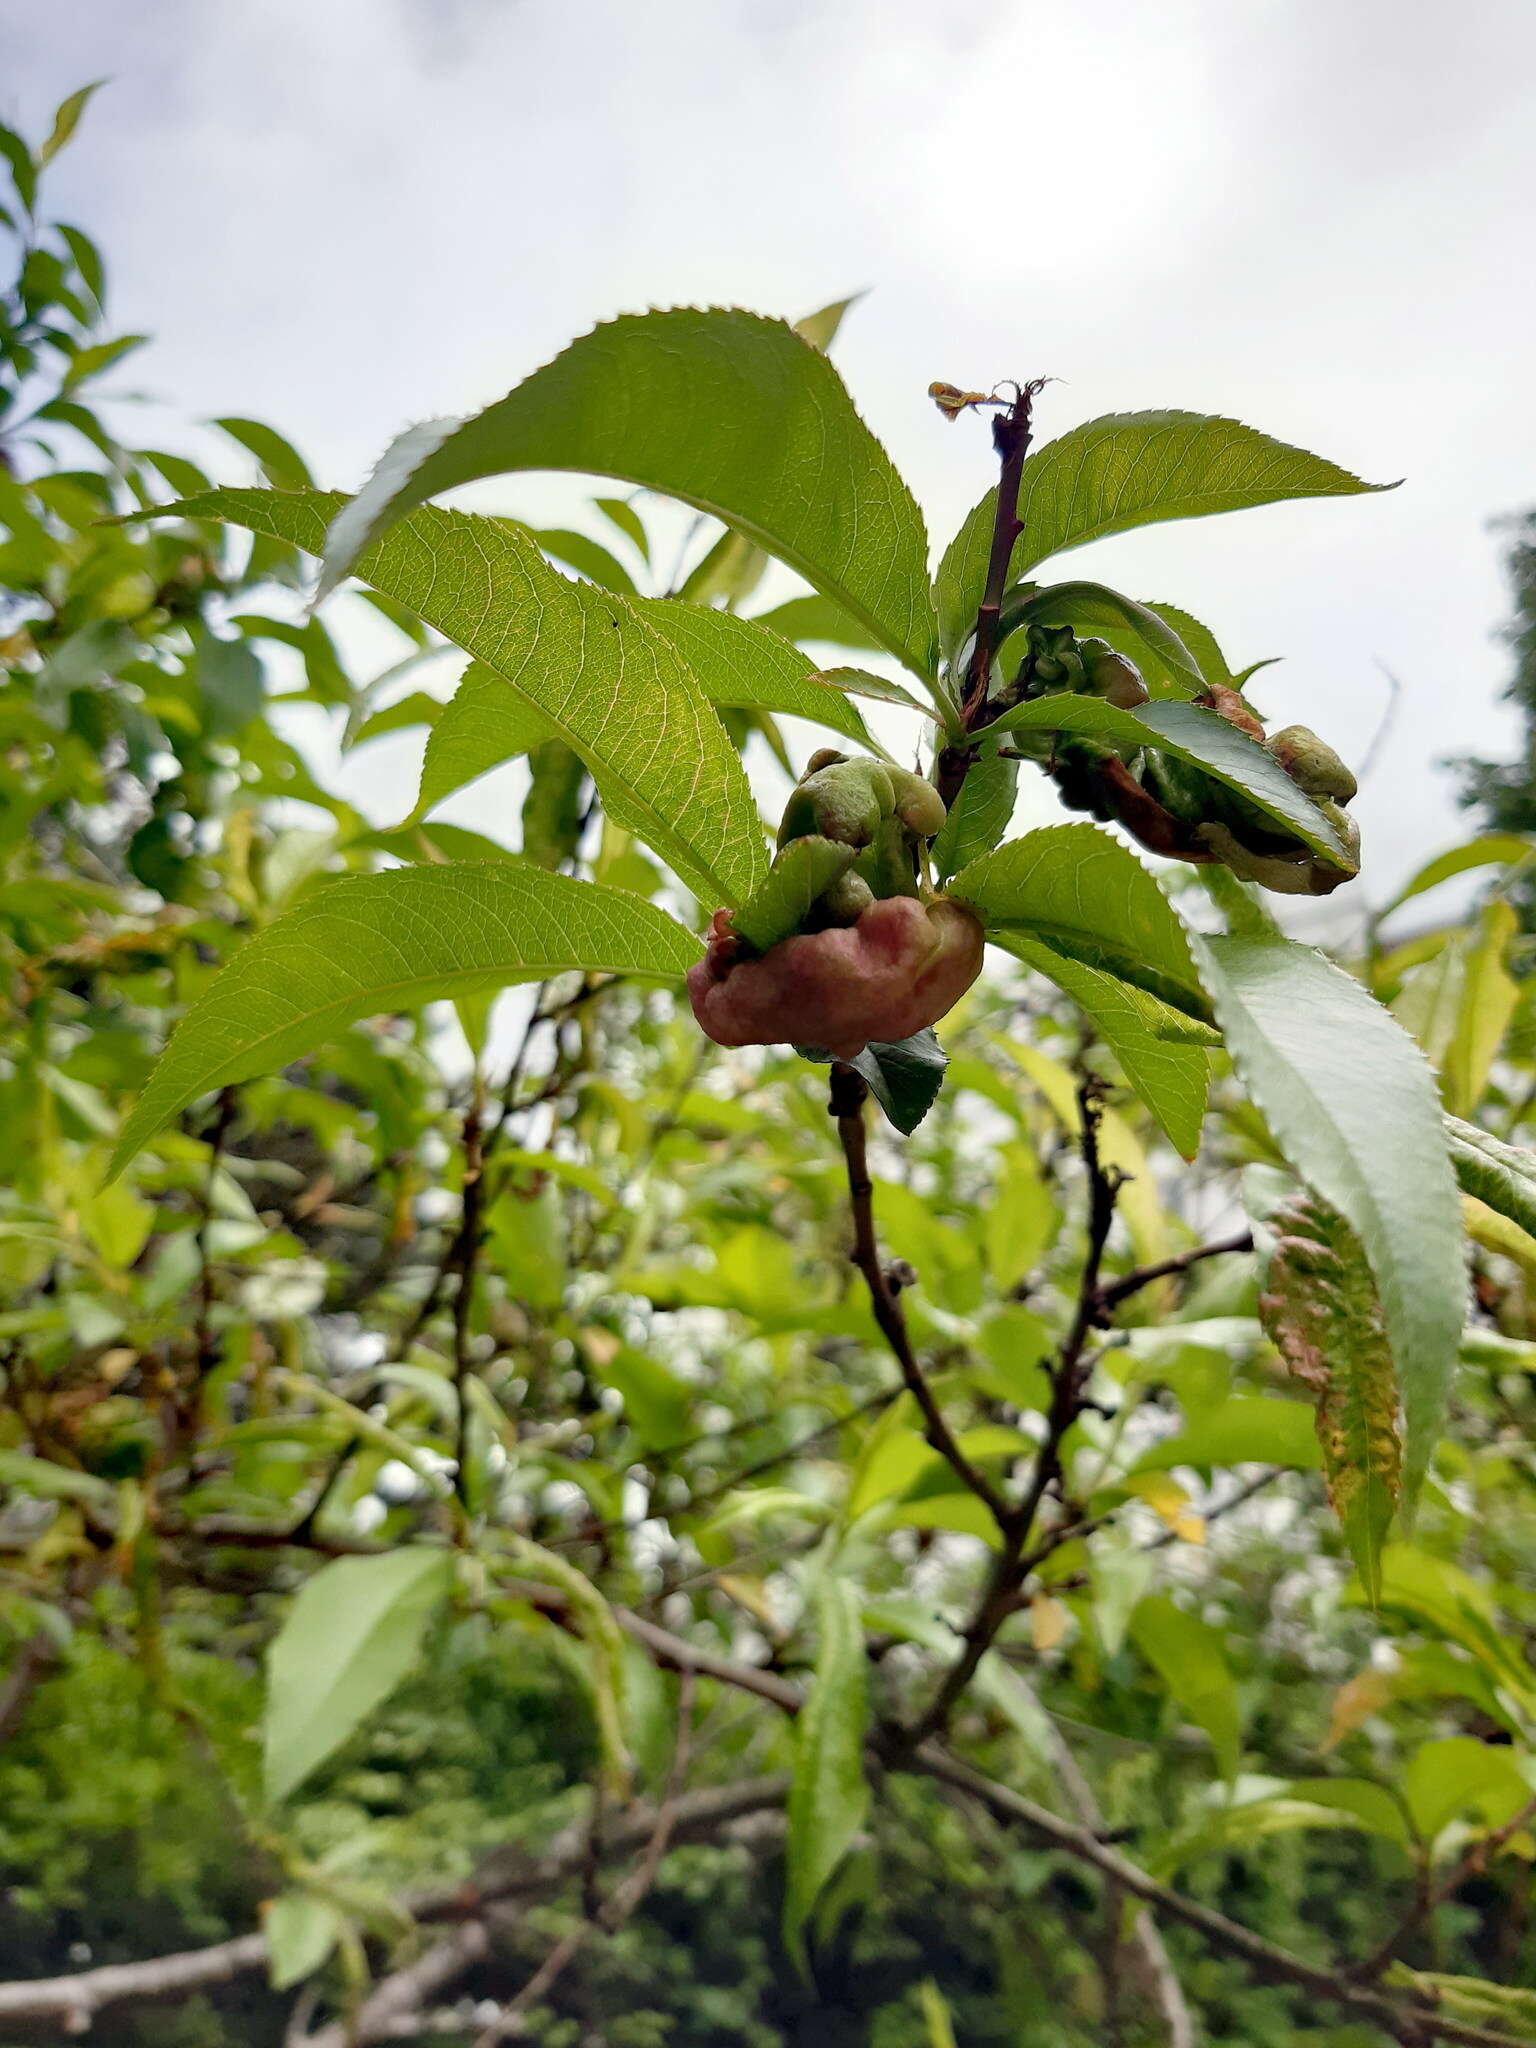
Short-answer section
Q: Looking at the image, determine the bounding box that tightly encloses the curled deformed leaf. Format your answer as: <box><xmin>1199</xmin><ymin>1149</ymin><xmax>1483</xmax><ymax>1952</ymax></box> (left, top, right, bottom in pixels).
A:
<box><xmin>1259</xmin><ymin>1192</ymin><xmax>1402</xmax><ymax>1599</ymax></box>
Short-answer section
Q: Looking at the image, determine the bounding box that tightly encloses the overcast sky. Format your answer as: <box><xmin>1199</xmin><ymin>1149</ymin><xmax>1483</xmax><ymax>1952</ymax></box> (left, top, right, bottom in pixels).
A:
<box><xmin>9</xmin><ymin>0</ymin><xmax>1536</xmax><ymax>919</ymax></box>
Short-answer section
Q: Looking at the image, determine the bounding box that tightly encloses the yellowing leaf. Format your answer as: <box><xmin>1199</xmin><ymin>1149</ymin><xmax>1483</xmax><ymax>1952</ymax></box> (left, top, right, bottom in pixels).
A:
<box><xmin>1030</xmin><ymin>1594</ymin><xmax>1070</xmax><ymax>1651</ymax></box>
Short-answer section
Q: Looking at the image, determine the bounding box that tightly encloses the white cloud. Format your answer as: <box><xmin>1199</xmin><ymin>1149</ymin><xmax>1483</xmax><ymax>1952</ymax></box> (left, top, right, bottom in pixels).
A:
<box><xmin>9</xmin><ymin>0</ymin><xmax>1536</xmax><ymax>895</ymax></box>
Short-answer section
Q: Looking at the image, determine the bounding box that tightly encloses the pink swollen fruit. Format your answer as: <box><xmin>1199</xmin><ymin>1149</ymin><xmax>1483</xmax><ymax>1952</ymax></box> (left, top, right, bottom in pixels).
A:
<box><xmin>687</xmin><ymin>895</ymin><xmax>985</xmax><ymax>1060</ymax></box>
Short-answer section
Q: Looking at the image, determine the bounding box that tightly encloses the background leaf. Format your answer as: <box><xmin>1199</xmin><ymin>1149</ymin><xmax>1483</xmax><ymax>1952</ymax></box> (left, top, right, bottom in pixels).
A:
<box><xmin>937</xmin><ymin>410</ymin><xmax>1392</xmax><ymax>656</ymax></box>
<box><xmin>1130</xmin><ymin>1595</ymin><xmax>1242</xmax><ymax>1779</ymax></box>
<box><xmin>990</xmin><ymin>931</ymin><xmax>1211</xmax><ymax>1156</ymax></box>
<box><xmin>784</xmin><ymin>1574</ymin><xmax>869</xmax><ymax>1965</ymax></box>
<box><xmin>111</xmin><ymin>864</ymin><xmax>700</xmax><ymax>1170</ymax></box>
<box><xmin>264</xmin><ymin>1547</ymin><xmax>454</xmax><ymax>1805</ymax></box>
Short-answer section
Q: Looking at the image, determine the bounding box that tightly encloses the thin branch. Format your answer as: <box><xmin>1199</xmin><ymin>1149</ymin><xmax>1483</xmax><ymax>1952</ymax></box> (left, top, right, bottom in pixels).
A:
<box><xmin>0</xmin><ymin>1626</ymin><xmax>57</xmax><ymax>1745</ymax></box>
<box><xmin>470</xmin><ymin>1671</ymin><xmax>697</xmax><ymax>2047</ymax></box>
<box><xmin>1356</xmin><ymin>1789</ymin><xmax>1536</xmax><ymax>1983</ymax></box>
<box><xmin>451</xmin><ymin>1088</ymin><xmax>487</xmax><ymax>1503</ymax></box>
<box><xmin>192</xmin><ymin>1085</ymin><xmax>239</xmax><ymax>1385</ymax></box>
<box><xmin>917</xmin><ymin>1750</ymin><xmax>1528</xmax><ymax>2048</ymax></box>
<box><xmin>1094</xmin><ymin>1230</ymin><xmax>1254</xmax><ymax>1317</ymax></box>
<box><xmin>905</xmin><ymin>1074</ymin><xmax>1119</xmax><ymax>1748</ymax></box>
<box><xmin>937</xmin><ymin>378</ymin><xmax>1047</xmax><ymax>810</ymax></box>
<box><xmin>1031</xmin><ymin>1679</ymin><xmax>1194</xmax><ymax>2048</ymax></box>
<box><xmin>0</xmin><ymin>1932</ymin><xmax>270</xmax><ymax>2030</ymax></box>
<box><xmin>828</xmin><ymin>1063</ymin><xmax>1009</xmax><ymax>1523</ymax></box>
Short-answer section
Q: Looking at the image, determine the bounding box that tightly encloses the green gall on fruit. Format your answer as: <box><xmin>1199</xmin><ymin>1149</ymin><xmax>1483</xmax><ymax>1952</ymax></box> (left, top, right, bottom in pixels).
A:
<box><xmin>776</xmin><ymin>754</ymin><xmax>895</xmax><ymax>851</ymax></box>
<box><xmin>1078</xmin><ymin>637</ymin><xmax>1149</xmax><ymax>710</ymax></box>
<box><xmin>887</xmin><ymin>765</ymin><xmax>948</xmax><ymax>839</ymax></box>
<box><xmin>819</xmin><ymin>869</ymin><xmax>875</xmax><ymax>924</ymax></box>
<box><xmin>1267</xmin><ymin>725</ymin><xmax>1359</xmax><ymax>805</ymax></box>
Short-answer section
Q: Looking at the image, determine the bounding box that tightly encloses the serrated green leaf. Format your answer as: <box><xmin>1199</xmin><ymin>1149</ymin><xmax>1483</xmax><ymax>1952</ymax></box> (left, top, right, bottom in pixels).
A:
<box><xmin>418</xmin><ymin>598</ymin><xmax>872</xmax><ymax>815</ymax></box>
<box><xmin>110</xmin><ymin>864</ymin><xmax>700</xmax><ymax>1172</ymax></box>
<box><xmin>936</xmin><ymin>410</ymin><xmax>1393</xmax><ymax>656</ymax></box>
<box><xmin>1194</xmin><ymin>935</ymin><xmax>1465</xmax><ymax>1499</ymax></box>
<box><xmin>638</xmin><ymin>602</ymin><xmax>874</xmax><ymax>745</ymax></box>
<box><xmin>417</xmin><ymin>662</ymin><xmax>554</xmax><ymax>811</ymax></box>
<box><xmin>986</xmin><ymin>696</ymin><xmax>1349</xmax><ymax>864</ymax></box>
<box><xmin>147</xmin><ymin>491</ymin><xmax>765</xmax><ymax>907</ymax></box>
<box><xmin>849</xmin><ymin>1030</ymin><xmax>950</xmax><ymax>1135</ymax></box>
<box><xmin>317</xmin><ymin>307</ymin><xmax>937</xmax><ymax>678</ymax></box>
<box><xmin>731</xmin><ymin>836</ymin><xmax>856</xmax><ymax>953</ymax></box>
<box><xmin>991</xmin><ymin>931</ymin><xmax>1210</xmax><ymax>1156</ymax></box>
<box><xmin>950</xmin><ymin>823</ymin><xmax>1210</xmax><ymax>1024</ymax></box>
<box><xmin>1142</xmin><ymin>601</ymin><xmax>1243</xmax><ymax>689</ymax></box>
<box><xmin>785</xmin><ymin>1575</ymin><xmax>869</xmax><ymax>1966</ymax></box>
<box><xmin>931</xmin><ymin>747</ymin><xmax>1018</xmax><ymax>881</ymax></box>
<box><xmin>808</xmin><ymin>666</ymin><xmax>938</xmax><ymax>718</ymax></box>
<box><xmin>264</xmin><ymin>1547</ymin><xmax>454</xmax><ymax>1805</ymax></box>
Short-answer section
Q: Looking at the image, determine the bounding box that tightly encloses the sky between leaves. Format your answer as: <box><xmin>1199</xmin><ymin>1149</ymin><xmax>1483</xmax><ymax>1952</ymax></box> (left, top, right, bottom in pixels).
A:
<box><xmin>7</xmin><ymin>0</ymin><xmax>1536</xmax><ymax>911</ymax></box>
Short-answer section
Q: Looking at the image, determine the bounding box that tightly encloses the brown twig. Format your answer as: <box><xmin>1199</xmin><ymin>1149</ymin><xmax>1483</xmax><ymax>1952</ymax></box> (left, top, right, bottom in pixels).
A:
<box><xmin>1094</xmin><ymin>1230</ymin><xmax>1254</xmax><ymax>1317</ymax></box>
<box><xmin>828</xmin><ymin>1063</ymin><xmax>1009</xmax><ymax>1523</ymax></box>
<box><xmin>905</xmin><ymin>1074</ymin><xmax>1120</xmax><ymax>1748</ymax></box>
<box><xmin>0</xmin><ymin>1627</ymin><xmax>58</xmax><ymax>1745</ymax></box>
<box><xmin>192</xmin><ymin>1085</ymin><xmax>239</xmax><ymax>1384</ymax></box>
<box><xmin>470</xmin><ymin>1670</ymin><xmax>699</xmax><ymax>2046</ymax></box>
<box><xmin>1355</xmin><ymin>1789</ymin><xmax>1536</xmax><ymax>1984</ymax></box>
<box><xmin>451</xmin><ymin>1089</ymin><xmax>486</xmax><ymax>1504</ymax></box>
<box><xmin>937</xmin><ymin>378</ymin><xmax>1046</xmax><ymax>810</ymax></box>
